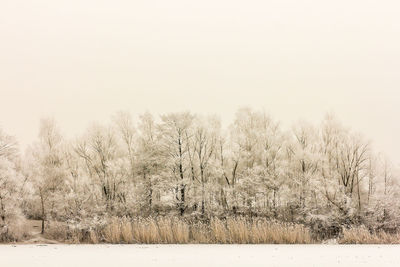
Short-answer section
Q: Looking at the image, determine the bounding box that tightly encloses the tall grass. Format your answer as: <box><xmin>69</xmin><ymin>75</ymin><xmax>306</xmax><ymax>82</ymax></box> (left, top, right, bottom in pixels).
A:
<box><xmin>339</xmin><ymin>226</ymin><xmax>400</xmax><ymax>244</ymax></box>
<box><xmin>27</xmin><ymin>217</ymin><xmax>400</xmax><ymax>244</ymax></box>
<box><xmin>64</xmin><ymin>216</ymin><xmax>313</xmax><ymax>244</ymax></box>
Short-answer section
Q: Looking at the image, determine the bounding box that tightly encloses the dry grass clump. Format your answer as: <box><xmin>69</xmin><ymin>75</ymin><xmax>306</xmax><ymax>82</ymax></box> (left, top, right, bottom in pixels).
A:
<box><xmin>44</xmin><ymin>221</ymin><xmax>68</xmax><ymax>241</ymax></box>
<box><xmin>103</xmin><ymin>217</ymin><xmax>123</xmax><ymax>243</ymax></box>
<box><xmin>190</xmin><ymin>222</ymin><xmax>210</xmax><ymax>243</ymax></box>
<box><xmin>251</xmin><ymin>220</ymin><xmax>312</xmax><ymax>244</ymax></box>
<box><xmin>0</xmin><ymin>221</ymin><xmax>31</xmax><ymax>243</ymax></box>
<box><xmin>154</xmin><ymin>217</ymin><xmax>190</xmax><ymax>243</ymax></box>
<box><xmin>211</xmin><ymin>218</ymin><xmax>312</xmax><ymax>244</ymax></box>
<box><xmin>102</xmin><ymin>217</ymin><xmax>191</xmax><ymax>244</ymax></box>
<box><xmin>339</xmin><ymin>226</ymin><xmax>400</xmax><ymax>244</ymax></box>
<box><xmin>79</xmin><ymin>216</ymin><xmax>313</xmax><ymax>244</ymax></box>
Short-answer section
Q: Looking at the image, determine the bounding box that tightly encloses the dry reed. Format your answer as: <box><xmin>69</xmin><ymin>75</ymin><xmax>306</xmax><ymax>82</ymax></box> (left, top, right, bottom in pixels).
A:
<box><xmin>68</xmin><ymin>216</ymin><xmax>314</xmax><ymax>244</ymax></box>
<box><xmin>29</xmin><ymin>217</ymin><xmax>400</xmax><ymax>244</ymax></box>
<box><xmin>339</xmin><ymin>226</ymin><xmax>400</xmax><ymax>244</ymax></box>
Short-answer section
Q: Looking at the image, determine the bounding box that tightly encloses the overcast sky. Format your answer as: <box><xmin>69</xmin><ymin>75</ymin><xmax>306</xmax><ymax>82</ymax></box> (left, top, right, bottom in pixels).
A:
<box><xmin>0</xmin><ymin>0</ymin><xmax>399</xmax><ymax>164</ymax></box>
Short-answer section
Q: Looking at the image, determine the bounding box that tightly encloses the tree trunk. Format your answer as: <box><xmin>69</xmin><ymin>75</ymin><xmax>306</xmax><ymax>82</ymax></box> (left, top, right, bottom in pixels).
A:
<box><xmin>273</xmin><ymin>189</ymin><xmax>277</xmax><ymax>217</ymax></box>
<box><xmin>201</xmin><ymin>183</ymin><xmax>205</xmax><ymax>215</ymax></box>
<box><xmin>0</xmin><ymin>196</ymin><xmax>5</xmax><ymax>222</ymax></box>
<box><xmin>357</xmin><ymin>173</ymin><xmax>361</xmax><ymax>213</ymax></box>
<box><xmin>40</xmin><ymin>192</ymin><xmax>45</xmax><ymax>234</ymax></box>
<box><xmin>178</xmin><ymin>135</ymin><xmax>185</xmax><ymax>216</ymax></box>
<box><xmin>180</xmin><ymin>185</ymin><xmax>185</xmax><ymax>216</ymax></box>
<box><xmin>201</xmin><ymin>168</ymin><xmax>205</xmax><ymax>215</ymax></box>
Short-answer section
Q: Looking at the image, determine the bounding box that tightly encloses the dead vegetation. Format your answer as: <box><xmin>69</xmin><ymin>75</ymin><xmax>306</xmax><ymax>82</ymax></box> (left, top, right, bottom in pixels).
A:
<box><xmin>0</xmin><ymin>222</ymin><xmax>31</xmax><ymax>243</ymax></box>
<box><xmin>8</xmin><ymin>217</ymin><xmax>400</xmax><ymax>244</ymax></box>
<box><xmin>339</xmin><ymin>226</ymin><xmax>400</xmax><ymax>244</ymax></box>
<box><xmin>40</xmin><ymin>217</ymin><xmax>314</xmax><ymax>244</ymax></box>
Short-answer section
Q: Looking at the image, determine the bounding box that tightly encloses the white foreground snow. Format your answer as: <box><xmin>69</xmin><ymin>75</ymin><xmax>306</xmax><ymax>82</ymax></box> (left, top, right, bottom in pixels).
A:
<box><xmin>1</xmin><ymin>244</ymin><xmax>399</xmax><ymax>267</ymax></box>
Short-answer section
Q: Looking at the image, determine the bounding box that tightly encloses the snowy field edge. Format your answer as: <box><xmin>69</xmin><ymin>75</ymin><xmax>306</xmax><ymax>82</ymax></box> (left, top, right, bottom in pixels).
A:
<box><xmin>1</xmin><ymin>244</ymin><xmax>399</xmax><ymax>267</ymax></box>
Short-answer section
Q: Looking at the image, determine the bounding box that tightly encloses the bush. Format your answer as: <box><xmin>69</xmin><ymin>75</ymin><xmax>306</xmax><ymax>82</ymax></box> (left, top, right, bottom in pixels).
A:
<box><xmin>0</xmin><ymin>213</ymin><xmax>29</xmax><ymax>243</ymax></box>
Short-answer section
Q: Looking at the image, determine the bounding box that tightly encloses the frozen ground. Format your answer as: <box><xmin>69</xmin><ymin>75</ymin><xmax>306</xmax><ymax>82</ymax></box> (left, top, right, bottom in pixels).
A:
<box><xmin>1</xmin><ymin>244</ymin><xmax>399</xmax><ymax>267</ymax></box>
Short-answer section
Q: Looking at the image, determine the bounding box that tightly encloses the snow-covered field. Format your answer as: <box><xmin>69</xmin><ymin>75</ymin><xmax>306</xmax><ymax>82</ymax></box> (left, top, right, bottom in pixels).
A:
<box><xmin>1</xmin><ymin>244</ymin><xmax>399</xmax><ymax>267</ymax></box>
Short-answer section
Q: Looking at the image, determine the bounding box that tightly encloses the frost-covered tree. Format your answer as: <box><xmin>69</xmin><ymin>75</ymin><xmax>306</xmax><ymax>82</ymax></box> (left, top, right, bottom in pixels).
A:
<box><xmin>135</xmin><ymin>112</ymin><xmax>165</xmax><ymax>212</ymax></box>
<box><xmin>188</xmin><ymin>115</ymin><xmax>220</xmax><ymax>215</ymax></box>
<box><xmin>113</xmin><ymin>111</ymin><xmax>136</xmax><ymax>181</ymax></box>
<box><xmin>0</xmin><ymin>128</ymin><xmax>25</xmax><ymax>241</ymax></box>
<box><xmin>3</xmin><ymin>108</ymin><xmax>399</xmax><ymax>239</ymax></box>
<box><xmin>25</xmin><ymin>118</ymin><xmax>66</xmax><ymax>233</ymax></box>
<box><xmin>74</xmin><ymin>123</ymin><xmax>130</xmax><ymax>213</ymax></box>
<box><xmin>158</xmin><ymin>112</ymin><xmax>194</xmax><ymax>215</ymax></box>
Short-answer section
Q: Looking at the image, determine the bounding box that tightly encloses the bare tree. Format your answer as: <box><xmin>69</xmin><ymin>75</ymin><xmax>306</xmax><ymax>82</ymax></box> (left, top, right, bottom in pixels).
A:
<box><xmin>159</xmin><ymin>112</ymin><xmax>194</xmax><ymax>215</ymax></box>
<box><xmin>29</xmin><ymin>118</ymin><xmax>65</xmax><ymax>234</ymax></box>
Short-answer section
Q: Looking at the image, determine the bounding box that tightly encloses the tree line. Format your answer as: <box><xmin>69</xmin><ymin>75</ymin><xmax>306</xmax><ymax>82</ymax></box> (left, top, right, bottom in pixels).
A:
<box><xmin>0</xmin><ymin>108</ymin><xmax>399</xmax><ymax>237</ymax></box>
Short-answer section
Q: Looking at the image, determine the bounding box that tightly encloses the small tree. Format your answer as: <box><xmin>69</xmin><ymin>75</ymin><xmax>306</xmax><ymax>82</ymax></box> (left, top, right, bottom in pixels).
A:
<box><xmin>0</xmin><ymin>128</ymin><xmax>25</xmax><ymax>241</ymax></box>
<box><xmin>27</xmin><ymin>118</ymin><xmax>66</xmax><ymax>234</ymax></box>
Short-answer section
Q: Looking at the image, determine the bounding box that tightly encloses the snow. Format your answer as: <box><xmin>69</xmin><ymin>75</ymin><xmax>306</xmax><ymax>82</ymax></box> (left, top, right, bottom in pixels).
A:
<box><xmin>1</xmin><ymin>244</ymin><xmax>399</xmax><ymax>267</ymax></box>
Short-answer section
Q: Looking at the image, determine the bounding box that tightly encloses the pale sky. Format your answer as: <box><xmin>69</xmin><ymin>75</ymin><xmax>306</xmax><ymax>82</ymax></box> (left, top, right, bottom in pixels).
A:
<box><xmin>0</xmin><ymin>0</ymin><xmax>399</xmax><ymax>164</ymax></box>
